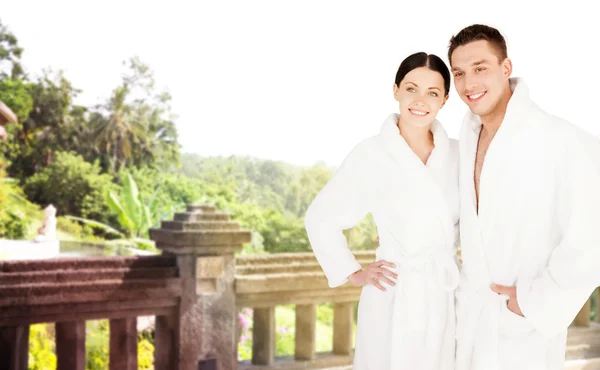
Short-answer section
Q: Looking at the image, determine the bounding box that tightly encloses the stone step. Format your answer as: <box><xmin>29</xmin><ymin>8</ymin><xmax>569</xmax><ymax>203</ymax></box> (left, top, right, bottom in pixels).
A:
<box><xmin>150</xmin><ymin>229</ymin><xmax>251</xmax><ymax>248</ymax></box>
<box><xmin>161</xmin><ymin>220</ymin><xmax>240</xmax><ymax>231</ymax></box>
<box><xmin>568</xmin><ymin>323</ymin><xmax>600</xmax><ymax>346</ymax></box>
<box><xmin>564</xmin><ymin>324</ymin><xmax>600</xmax><ymax>361</ymax></box>
<box><xmin>187</xmin><ymin>204</ymin><xmax>216</xmax><ymax>213</ymax></box>
<box><xmin>564</xmin><ymin>357</ymin><xmax>600</xmax><ymax>369</ymax></box>
<box><xmin>239</xmin><ymin>357</ymin><xmax>600</xmax><ymax>370</ymax></box>
<box><xmin>238</xmin><ymin>353</ymin><xmax>353</xmax><ymax>370</ymax></box>
<box><xmin>174</xmin><ymin>212</ymin><xmax>230</xmax><ymax>222</ymax></box>
<box><xmin>568</xmin><ymin>335</ymin><xmax>600</xmax><ymax>348</ymax></box>
<box><xmin>566</xmin><ymin>343</ymin><xmax>600</xmax><ymax>361</ymax></box>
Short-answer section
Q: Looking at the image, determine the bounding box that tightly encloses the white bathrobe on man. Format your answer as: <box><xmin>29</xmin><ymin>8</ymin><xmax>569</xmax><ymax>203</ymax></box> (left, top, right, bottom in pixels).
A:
<box><xmin>455</xmin><ymin>77</ymin><xmax>600</xmax><ymax>370</ymax></box>
<box><xmin>305</xmin><ymin>113</ymin><xmax>460</xmax><ymax>370</ymax></box>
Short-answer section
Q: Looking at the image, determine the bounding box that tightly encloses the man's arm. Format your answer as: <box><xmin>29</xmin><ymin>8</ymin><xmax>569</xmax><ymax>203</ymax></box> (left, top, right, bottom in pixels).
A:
<box><xmin>515</xmin><ymin>125</ymin><xmax>600</xmax><ymax>337</ymax></box>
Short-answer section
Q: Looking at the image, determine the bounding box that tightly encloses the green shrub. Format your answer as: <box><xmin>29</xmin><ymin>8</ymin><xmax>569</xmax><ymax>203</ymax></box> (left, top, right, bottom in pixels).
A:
<box><xmin>55</xmin><ymin>216</ymin><xmax>98</xmax><ymax>241</ymax></box>
<box><xmin>275</xmin><ymin>306</ymin><xmax>296</xmax><ymax>356</ymax></box>
<box><xmin>137</xmin><ymin>337</ymin><xmax>155</xmax><ymax>369</ymax></box>
<box><xmin>0</xmin><ymin>209</ymin><xmax>29</xmax><ymax>239</ymax></box>
<box><xmin>316</xmin><ymin>303</ymin><xmax>333</xmax><ymax>327</ymax></box>
<box><xmin>0</xmin><ymin>159</ymin><xmax>40</xmax><ymax>239</ymax></box>
<box><xmin>85</xmin><ymin>321</ymin><xmax>109</xmax><ymax>370</ymax></box>
<box><xmin>23</xmin><ymin>152</ymin><xmax>117</xmax><ymax>224</ymax></box>
<box><xmin>28</xmin><ymin>324</ymin><xmax>56</xmax><ymax>370</ymax></box>
<box><xmin>56</xmin><ymin>216</ymin><xmax>84</xmax><ymax>236</ymax></box>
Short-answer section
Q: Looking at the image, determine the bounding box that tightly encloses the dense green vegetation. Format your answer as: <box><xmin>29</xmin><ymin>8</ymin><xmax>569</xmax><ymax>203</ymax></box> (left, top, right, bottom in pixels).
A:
<box><xmin>0</xmin><ymin>18</ymin><xmax>377</xmax><ymax>368</ymax></box>
<box><xmin>0</xmin><ymin>17</ymin><xmax>379</xmax><ymax>251</ymax></box>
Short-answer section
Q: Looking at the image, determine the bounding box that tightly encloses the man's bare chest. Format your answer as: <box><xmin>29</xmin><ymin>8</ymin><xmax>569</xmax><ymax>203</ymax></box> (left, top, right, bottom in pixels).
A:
<box><xmin>474</xmin><ymin>129</ymin><xmax>496</xmax><ymax>205</ymax></box>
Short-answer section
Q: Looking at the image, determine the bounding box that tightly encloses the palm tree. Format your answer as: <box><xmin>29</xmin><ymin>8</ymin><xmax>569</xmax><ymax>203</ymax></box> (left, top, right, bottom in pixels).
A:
<box><xmin>93</xmin><ymin>58</ymin><xmax>180</xmax><ymax>173</ymax></box>
<box><xmin>93</xmin><ymin>85</ymin><xmax>145</xmax><ymax>174</ymax></box>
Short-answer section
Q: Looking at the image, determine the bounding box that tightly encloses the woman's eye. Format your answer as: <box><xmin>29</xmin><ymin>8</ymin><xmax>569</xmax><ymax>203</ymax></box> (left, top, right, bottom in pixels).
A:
<box><xmin>407</xmin><ymin>88</ymin><xmax>416</xmax><ymax>92</ymax></box>
<box><xmin>429</xmin><ymin>92</ymin><xmax>438</xmax><ymax>97</ymax></box>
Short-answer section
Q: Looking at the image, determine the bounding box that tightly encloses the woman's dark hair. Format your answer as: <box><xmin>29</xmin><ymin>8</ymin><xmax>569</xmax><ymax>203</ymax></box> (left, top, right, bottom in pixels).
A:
<box><xmin>394</xmin><ymin>52</ymin><xmax>451</xmax><ymax>96</ymax></box>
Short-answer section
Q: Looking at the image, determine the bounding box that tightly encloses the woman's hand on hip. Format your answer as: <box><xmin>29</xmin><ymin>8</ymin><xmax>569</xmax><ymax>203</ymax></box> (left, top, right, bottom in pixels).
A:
<box><xmin>348</xmin><ymin>260</ymin><xmax>397</xmax><ymax>292</ymax></box>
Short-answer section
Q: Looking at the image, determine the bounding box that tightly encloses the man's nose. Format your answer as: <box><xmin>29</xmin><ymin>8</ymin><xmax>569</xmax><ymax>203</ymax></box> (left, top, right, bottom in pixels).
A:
<box><xmin>464</xmin><ymin>74</ymin><xmax>478</xmax><ymax>92</ymax></box>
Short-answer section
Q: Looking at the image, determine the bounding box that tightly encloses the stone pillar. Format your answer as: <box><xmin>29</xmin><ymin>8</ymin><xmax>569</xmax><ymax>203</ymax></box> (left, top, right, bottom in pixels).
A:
<box><xmin>150</xmin><ymin>204</ymin><xmax>251</xmax><ymax>370</ymax></box>
<box><xmin>295</xmin><ymin>304</ymin><xmax>316</xmax><ymax>360</ymax></box>
<box><xmin>333</xmin><ymin>302</ymin><xmax>355</xmax><ymax>355</ymax></box>
<box><xmin>252</xmin><ymin>307</ymin><xmax>276</xmax><ymax>365</ymax></box>
<box><xmin>109</xmin><ymin>318</ymin><xmax>138</xmax><ymax>370</ymax></box>
<box><xmin>56</xmin><ymin>321</ymin><xmax>86</xmax><ymax>370</ymax></box>
<box><xmin>154</xmin><ymin>315</ymin><xmax>177</xmax><ymax>370</ymax></box>
<box><xmin>0</xmin><ymin>325</ymin><xmax>29</xmax><ymax>370</ymax></box>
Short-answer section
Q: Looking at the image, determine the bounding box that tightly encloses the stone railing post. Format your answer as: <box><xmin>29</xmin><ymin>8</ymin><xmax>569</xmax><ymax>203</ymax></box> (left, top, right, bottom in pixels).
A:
<box><xmin>251</xmin><ymin>307</ymin><xmax>276</xmax><ymax>365</ymax></box>
<box><xmin>333</xmin><ymin>302</ymin><xmax>355</xmax><ymax>356</ymax></box>
<box><xmin>56</xmin><ymin>321</ymin><xmax>86</xmax><ymax>370</ymax></box>
<box><xmin>295</xmin><ymin>304</ymin><xmax>316</xmax><ymax>361</ymax></box>
<box><xmin>0</xmin><ymin>325</ymin><xmax>29</xmax><ymax>370</ymax></box>
<box><xmin>150</xmin><ymin>204</ymin><xmax>251</xmax><ymax>370</ymax></box>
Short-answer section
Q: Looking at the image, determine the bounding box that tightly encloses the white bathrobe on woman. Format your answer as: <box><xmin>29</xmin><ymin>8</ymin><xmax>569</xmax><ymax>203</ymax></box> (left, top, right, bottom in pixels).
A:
<box><xmin>455</xmin><ymin>78</ymin><xmax>600</xmax><ymax>370</ymax></box>
<box><xmin>304</xmin><ymin>113</ymin><xmax>460</xmax><ymax>370</ymax></box>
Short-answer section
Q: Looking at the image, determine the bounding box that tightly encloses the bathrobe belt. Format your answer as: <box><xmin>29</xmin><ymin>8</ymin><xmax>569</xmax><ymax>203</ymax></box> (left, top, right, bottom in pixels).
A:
<box><xmin>376</xmin><ymin>246</ymin><xmax>460</xmax><ymax>292</ymax></box>
<box><xmin>377</xmin><ymin>246</ymin><xmax>460</xmax><ymax>370</ymax></box>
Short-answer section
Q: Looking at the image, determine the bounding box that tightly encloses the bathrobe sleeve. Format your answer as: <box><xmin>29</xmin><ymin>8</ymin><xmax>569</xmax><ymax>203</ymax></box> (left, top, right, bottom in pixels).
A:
<box><xmin>517</xmin><ymin>125</ymin><xmax>600</xmax><ymax>337</ymax></box>
<box><xmin>304</xmin><ymin>140</ymin><xmax>372</xmax><ymax>288</ymax></box>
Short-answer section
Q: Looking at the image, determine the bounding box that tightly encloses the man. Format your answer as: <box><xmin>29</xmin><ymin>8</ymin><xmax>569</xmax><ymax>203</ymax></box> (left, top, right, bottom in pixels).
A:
<box><xmin>449</xmin><ymin>24</ymin><xmax>600</xmax><ymax>370</ymax></box>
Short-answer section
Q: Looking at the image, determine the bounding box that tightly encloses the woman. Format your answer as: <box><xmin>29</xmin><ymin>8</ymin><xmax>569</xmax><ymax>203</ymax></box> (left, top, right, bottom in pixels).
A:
<box><xmin>304</xmin><ymin>52</ymin><xmax>460</xmax><ymax>370</ymax></box>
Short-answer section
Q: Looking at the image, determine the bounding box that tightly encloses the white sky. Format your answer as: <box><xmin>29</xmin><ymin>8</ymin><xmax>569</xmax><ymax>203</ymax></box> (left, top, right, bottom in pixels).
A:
<box><xmin>2</xmin><ymin>0</ymin><xmax>598</xmax><ymax>167</ymax></box>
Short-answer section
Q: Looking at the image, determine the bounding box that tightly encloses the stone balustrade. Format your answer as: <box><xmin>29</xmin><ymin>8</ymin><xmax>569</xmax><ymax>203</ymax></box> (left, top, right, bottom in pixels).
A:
<box><xmin>235</xmin><ymin>251</ymin><xmax>375</xmax><ymax>369</ymax></box>
<box><xmin>0</xmin><ymin>254</ymin><xmax>181</xmax><ymax>370</ymax></box>
<box><xmin>1</xmin><ymin>203</ymin><xmax>599</xmax><ymax>369</ymax></box>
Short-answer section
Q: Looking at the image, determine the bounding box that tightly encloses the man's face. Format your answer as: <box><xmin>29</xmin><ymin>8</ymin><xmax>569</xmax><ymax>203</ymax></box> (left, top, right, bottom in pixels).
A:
<box><xmin>450</xmin><ymin>40</ymin><xmax>511</xmax><ymax>118</ymax></box>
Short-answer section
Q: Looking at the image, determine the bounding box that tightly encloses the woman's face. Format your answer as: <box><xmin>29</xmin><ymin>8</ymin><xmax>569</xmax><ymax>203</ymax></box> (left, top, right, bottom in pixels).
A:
<box><xmin>393</xmin><ymin>67</ymin><xmax>448</xmax><ymax>128</ymax></box>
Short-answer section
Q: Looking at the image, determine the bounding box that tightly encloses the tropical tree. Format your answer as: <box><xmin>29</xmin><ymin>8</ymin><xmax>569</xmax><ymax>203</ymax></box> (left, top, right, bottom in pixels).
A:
<box><xmin>0</xmin><ymin>19</ymin><xmax>25</xmax><ymax>79</ymax></box>
<box><xmin>92</xmin><ymin>57</ymin><xmax>180</xmax><ymax>174</ymax></box>
<box><xmin>92</xmin><ymin>85</ymin><xmax>138</xmax><ymax>173</ymax></box>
